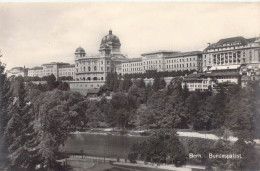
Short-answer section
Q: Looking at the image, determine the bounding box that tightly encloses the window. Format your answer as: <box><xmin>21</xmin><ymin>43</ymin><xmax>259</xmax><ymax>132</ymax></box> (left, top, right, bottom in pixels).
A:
<box><xmin>94</xmin><ymin>66</ymin><xmax>97</xmax><ymax>71</ymax></box>
<box><xmin>88</xmin><ymin>67</ymin><xmax>91</xmax><ymax>71</ymax></box>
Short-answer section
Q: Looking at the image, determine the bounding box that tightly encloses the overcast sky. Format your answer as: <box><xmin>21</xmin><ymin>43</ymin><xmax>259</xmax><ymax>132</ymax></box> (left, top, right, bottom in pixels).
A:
<box><xmin>0</xmin><ymin>2</ymin><xmax>260</xmax><ymax>70</ymax></box>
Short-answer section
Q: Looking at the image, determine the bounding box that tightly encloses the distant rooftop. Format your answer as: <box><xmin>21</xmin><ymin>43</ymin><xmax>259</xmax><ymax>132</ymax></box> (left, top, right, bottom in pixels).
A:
<box><xmin>209</xmin><ymin>64</ymin><xmax>241</xmax><ymax>71</ymax></box>
<box><xmin>183</xmin><ymin>71</ymin><xmax>240</xmax><ymax>81</ymax></box>
<box><xmin>59</xmin><ymin>64</ymin><xmax>75</xmax><ymax>68</ymax></box>
<box><xmin>41</xmin><ymin>62</ymin><xmax>70</xmax><ymax>66</ymax></box>
<box><xmin>205</xmin><ymin>36</ymin><xmax>260</xmax><ymax>50</ymax></box>
<box><xmin>141</xmin><ymin>50</ymin><xmax>180</xmax><ymax>56</ymax></box>
<box><xmin>165</xmin><ymin>51</ymin><xmax>203</xmax><ymax>58</ymax></box>
<box><xmin>122</xmin><ymin>58</ymin><xmax>142</xmax><ymax>63</ymax></box>
<box><xmin>29</xmin><ymin>66</ymin><xmax>43</xmax><ymax>70</ymax></box>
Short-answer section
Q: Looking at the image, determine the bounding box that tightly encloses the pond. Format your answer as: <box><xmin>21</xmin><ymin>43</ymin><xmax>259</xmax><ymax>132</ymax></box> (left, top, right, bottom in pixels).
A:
<box><xmin>63</xmin><ymin>133</ymin><xmax>148</xmax><ymax>158</ymax></box>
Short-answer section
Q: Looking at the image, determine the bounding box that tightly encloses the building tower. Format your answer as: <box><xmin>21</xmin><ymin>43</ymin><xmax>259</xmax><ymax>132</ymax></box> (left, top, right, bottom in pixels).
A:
<box><xmin>75</xmin><ymin>47</ymin><xmax>86</xmax><ymax>58</ymax></box>
<box><xmin>100</xmin><ymin>30</ymin><xmax>121</xmax><ymax>55</ymax></box>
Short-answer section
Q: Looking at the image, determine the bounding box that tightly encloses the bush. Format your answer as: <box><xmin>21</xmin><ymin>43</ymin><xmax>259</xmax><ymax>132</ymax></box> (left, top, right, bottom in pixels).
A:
<box><xmin>128</xmin><ymin>152</ymin><xmax>138</xmax><ymax>163</ymax></box>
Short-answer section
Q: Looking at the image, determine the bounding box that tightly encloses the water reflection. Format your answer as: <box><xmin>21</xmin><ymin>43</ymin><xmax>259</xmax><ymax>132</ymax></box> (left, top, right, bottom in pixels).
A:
<box><xmin>63</xmin><ymin>134</ymin><xmax>148</xmax><ymax>158</ymax></box>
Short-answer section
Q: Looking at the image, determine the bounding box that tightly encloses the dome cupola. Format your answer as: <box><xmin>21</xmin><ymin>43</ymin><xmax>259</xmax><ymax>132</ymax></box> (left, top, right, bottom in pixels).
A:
<box><xmin>100</xmin><ymin>30</ymin><xmax>121</xmax><ymax>54</ymax></box>
<box><xmin>75</xmin><ymin>47</ymin><xmax>86</xmax><ymax>57</ymax></box>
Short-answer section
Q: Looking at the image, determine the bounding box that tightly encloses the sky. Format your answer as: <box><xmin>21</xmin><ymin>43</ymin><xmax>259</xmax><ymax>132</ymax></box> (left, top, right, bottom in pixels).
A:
<box><xmin>0</xmin><ymin>2</ymin><xmax>260</xmax><ymax>70</ymax></box>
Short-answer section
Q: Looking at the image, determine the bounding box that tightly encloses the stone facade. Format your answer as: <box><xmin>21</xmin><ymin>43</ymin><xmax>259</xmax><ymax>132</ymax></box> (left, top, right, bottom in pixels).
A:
<box><xmin>203</xmin><ymin>36</ymin><xmax>260</xmax><ymax>71</ymax></box>
<box><xmin>28</xmin><ymin>62</ymin><xmax>74</xmax><ymax>79</ymax></box>
<box><xmin>70</xmin><ymin>30</ymin><xmax>126</xmax><ymax>95</ymax></box>
<box><xmin>120</xmin><ymin>51</ymin><xmax>203</xmax><ymax>75</ymax></box>
<box><xmin>7</xmin><ymin>67</ymin><xmax>28</xmax><ymax>77</ymax></box>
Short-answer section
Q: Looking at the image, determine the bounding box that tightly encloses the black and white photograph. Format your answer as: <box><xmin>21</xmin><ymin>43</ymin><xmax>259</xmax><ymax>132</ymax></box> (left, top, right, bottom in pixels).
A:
<box><xmin>0</xmin><ymin>1</ymin><xmax>260</xmax><ymax>171</ymax></box>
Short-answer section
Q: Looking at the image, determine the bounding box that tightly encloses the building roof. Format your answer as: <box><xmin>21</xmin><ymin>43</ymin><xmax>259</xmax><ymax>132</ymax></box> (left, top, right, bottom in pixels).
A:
<box><xmin>205</xmin><ymin>36</ymin><xmax>260</xmax><ymax>51</ymax></box>
<box><xmin>183</xmin><ymin>71</ymin><xmax>240</xmax><ymax>81</ymax></box>
<box><xmin>75</xmin><ymin>47</ymin><xmax>86</xmax><ymax>54</ymax></box>
<box><xmin>100</xmin><ymin>30</ymin><xmax>121</xmax><ymax>48</ymax></box>
<box><xmin>165</xmin><ymin>51</ymin><xmax>203</xmax><ymax>58</ymax></box>
<box><xmin>29</xmin><ymin>66</ymin><xmax>43</xmax><ymax>70</ymax></box>
<box><xmin>59</xmin><ymin>64</ymin><xmax>75</xmax><ymax>68</ymax></box>
<box><xmin>209</xmin><ymin>65</ymin><xmax>241</xmax><ymax>71</ymax></box>
<box><xmin>10</xmin><ymin>67</ymin><xmax>24</xmax><ymax>70</ymax></box>
<box><xmin>42</xmin><ymin>62</ymin><xmax>70</xmax><ymax>66</ymax></box>
<box><xmin>122</xmin><ymin>58</ymin><xmax>142</xmax><ymax>63</ymax></box>
<box><xmin>217</xmin><ymin>36</ymin><xmax>248</xmax><ymax>46</ymax></box>
<box><xmin>141</xmin><ymin>50</ymin><xmax>180</xmax><ymax>56</ymax></box>
<box><xmin>210</xmin><ymin>72</ymin><xmax>240</xmax><ymax>77</ymax></box>
<box><xmin>8</xmin><ymin>67</ymin><xmax>28</xmax><ymax>73</ymax></box>
<box><xmin>246</xmin><ymin>37</ymin><xmax>260</xmax><ymax>43</ymax></box>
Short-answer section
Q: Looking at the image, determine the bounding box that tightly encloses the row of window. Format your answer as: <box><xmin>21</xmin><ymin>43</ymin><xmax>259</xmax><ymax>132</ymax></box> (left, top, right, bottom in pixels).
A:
<box><xmin>60</xmin><ymin>68</ymin><xmax>74</xmax><ymax>71</ymax></box>
<box><xmin>122</xmin><ymin>67</ymin><xmax>142</xmax><ymax>72</ymax></box>
<box><xmin>166</xmin><ymin>57</ymin><xmax>196</xmax><ymax>63</ymax></box>
<box><xmin>76</xmin><ymin>77</ymin><xmax>104</xmax><ymax>81</ymax></box>
<box><xmin>187</xmin><ymin>84</ymin><xmax>208</xmax><ymax>88</ymax></box>
<box><xmin>74</xmin><ymin>84</ymin><xmax>100</xmax><ymax>88</ymax></box>
<box><xmin>123</xmin><ymin>57</ymin><xmax>200</xmax><ymax>67</ymax></box>
<box><xmin>77</xmin><ymin>60</ymin><xmax>109</xmax><ymax>66</ymax></box>
<box><xmin>60</xmin><ymin>72</ymin><xmax>74</xmax><ymax>75</ymax></box>
<box><xmin>166</xmin><ymin>63</ymin><xmax>197</xmax><ymax>69</ymax></box>
<box><xmin>123</xmin><ymin>62</ymin><xmax>142</xmax><ymax>67</ymax></box>
<box><xmin>76</xmin><ymin>66</ymin><xmax>110</xmax><ymax>72</ymax></box>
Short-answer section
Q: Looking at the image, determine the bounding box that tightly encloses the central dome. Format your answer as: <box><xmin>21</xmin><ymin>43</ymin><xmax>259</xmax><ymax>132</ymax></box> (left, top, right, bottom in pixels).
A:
<box><xmin>100</xmin><ymin>30</ymin><xmax>121</xmax><ymax>53</ymax></box>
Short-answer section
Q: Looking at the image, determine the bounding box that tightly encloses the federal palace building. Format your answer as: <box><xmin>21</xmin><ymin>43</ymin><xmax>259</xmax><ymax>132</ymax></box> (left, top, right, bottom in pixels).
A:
<box><xmin>7</xmin><ymin>30</ymin><xmax>260</xmax><ymax>94</ymax></box>
<box><xmin>67</xmin><ymin>30</ymin><xmax>206</xmax><ymax>94</ymax></box>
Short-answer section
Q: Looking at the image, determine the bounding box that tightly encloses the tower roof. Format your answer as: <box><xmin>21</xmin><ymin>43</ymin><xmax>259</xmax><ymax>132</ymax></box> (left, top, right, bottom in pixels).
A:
<box><xmin>75</xmin><ymin>47</ymin><xmax>86</xmax><ymax>54</ymax></box>
<box><xmin>100</xmin><ymin>30</ymin><xmax>121</xmax><ymax>48</ymax></box>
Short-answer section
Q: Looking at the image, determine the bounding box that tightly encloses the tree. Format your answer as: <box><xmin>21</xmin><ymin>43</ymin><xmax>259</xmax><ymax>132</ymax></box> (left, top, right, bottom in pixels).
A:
<box><xmin>152</xmin><ymin>76</ymin><xmax>160</xmax><ymax>91</ymax></box>
<box><xmin>225</xmin><ymin>84</ymin><xmax>257</xmax><ymax>140</ymax></box>
<box><xmin>45</xmin><ymin>74</ymin><xmax>57</xmax><ymax>90</ymax></box>
<box><xmin>138</xmin><ymin>78</ymin><xmax>146</xmax><ymax>88</ymax></box>
<box><xmin>185</xmin><ymin>93</ymin><xmax>199</xmax><ymax>130</ymax></box>
<box><xmin>120</xmin><ymin>76</ymin><xmax>132</xmax><ymax>92</ymax></box>
<box><xmin>182</xmin><ymin>83</ymin><xmax>189</xmax><ymax>100</ymax></box>
<box><xmin>230</xmin><ymin>139</ymin><xmax>259</xmax><ymax>170</ymax></box>
<box><xmin>159</xmin><ymin>78</ymin><xmax>166</xmax><ymax>89</ymax></box>
<box><xmin>210</xmin><ymin>85</ymin><xmax>226</xmax><ymax>129</ymax></box>
<box><xmin>0</xmin><ymin>61</ymin><xmax>11</xmax><ymax>169</ymax></box>
<box><xmin>105</xmin><ymin>72</ymin><xmax>120</xmax><ymax>91</ymax></box>
<box><xmin>110</xmin><ymin>92</ymin><xmax>136</xmax><ymax>129</ymax></box>
<box><xmin>135</xmin><ymin>129</ymin><xmax>186</xmax><ymax>166</ymax></box>
<box><xmin>4</xmin><ymin>78</ymin><xmax>32</xmax><ymax>170</ymax></box>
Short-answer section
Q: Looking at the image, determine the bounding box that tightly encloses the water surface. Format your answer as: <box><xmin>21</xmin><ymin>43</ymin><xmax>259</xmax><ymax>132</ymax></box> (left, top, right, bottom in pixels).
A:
<box><xmin>63</xmin><ymin>134</ymin><xmax>148</xmax><ymax>158</ymax></box>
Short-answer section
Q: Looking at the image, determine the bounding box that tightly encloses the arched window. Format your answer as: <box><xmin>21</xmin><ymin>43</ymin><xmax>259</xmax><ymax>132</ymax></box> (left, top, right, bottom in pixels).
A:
<box><xmin>88</xmin><ymin>67</ymin><xmax>91</xmax><ymax>71</ymax></box>
<box><xmin>93</xmin><ymin>77</ymin><xmax>97</xmax><ymax>80</ymax></box>
<box><xmin>87</xmin><ymin>77</ymin><xmax>91</xmax><ymax>81</ymax></box>
<box><xmin>94</xmin><ymin>66</ymin><xmax>97</xmax><ymax>71</ymax></box>
<box><xmin>101</xmin><ymin>77</ymin><xmax>104</xmax><ymax>80</ymax></box>
<box><xmin>84</xmin><ymin>67</ymin><xmax>86</xmax><ymax>71</ymax></box>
